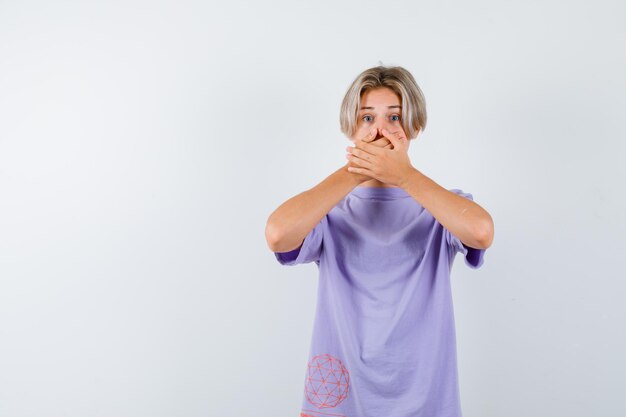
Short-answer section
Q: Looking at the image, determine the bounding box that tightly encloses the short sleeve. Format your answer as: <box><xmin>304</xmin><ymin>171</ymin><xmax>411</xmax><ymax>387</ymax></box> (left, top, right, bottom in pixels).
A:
<box><xmin>273</xmin><ymin>215</ymin><xmax>327</xmax><ymax>266</ymax></box>
<box><xmin>444</xmin><ymin>189</ymin><xmax>486</xmax><ymax>269</ymax></box>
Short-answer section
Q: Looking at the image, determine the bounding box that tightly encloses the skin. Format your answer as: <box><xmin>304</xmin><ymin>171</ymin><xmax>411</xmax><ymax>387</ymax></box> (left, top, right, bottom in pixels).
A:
<box><xmin>345</xmin><ymin>87</ymin><xmax>412</xmax><ymax>187</ymax></box>
<box><xmin>265</xmin><ymin>86</ymin><xmax>494</xmax><ymax>253</ymax></box>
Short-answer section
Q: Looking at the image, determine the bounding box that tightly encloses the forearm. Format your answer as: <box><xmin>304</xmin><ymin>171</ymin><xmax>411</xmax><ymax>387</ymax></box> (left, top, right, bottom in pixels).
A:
<box><xmin>400</xmin><ymin>168</ymin><xmax>494</xmax><ymax>249</ymax></box>
<box><xmin>266</xmin><ymin>164</ymin><xmax>359</xmax><ymax>252</ymax></box>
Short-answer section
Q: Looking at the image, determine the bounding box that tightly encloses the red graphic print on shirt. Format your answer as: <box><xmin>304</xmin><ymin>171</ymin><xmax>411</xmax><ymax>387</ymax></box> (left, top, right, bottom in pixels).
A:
<box><xmin>304</xmin><ymin>353</ymin><xmax>350</xmax><ymax>409</ymax></box>
<box><xmin>300</xmin><ymin>410</ymin><xmax>345</xmax><ymax>417</ymax></box>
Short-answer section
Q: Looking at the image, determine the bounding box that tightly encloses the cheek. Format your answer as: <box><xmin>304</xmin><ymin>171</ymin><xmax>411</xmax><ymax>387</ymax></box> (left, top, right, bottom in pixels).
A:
<box><xmin>351</xmin><ymin>127</ymin><xmax>367</xmax><ymax>141</ymax></box>
<box><xmin>397</xmin><ymin>125</ymin><xmax>407</xmax><ymax>135</ymax></box>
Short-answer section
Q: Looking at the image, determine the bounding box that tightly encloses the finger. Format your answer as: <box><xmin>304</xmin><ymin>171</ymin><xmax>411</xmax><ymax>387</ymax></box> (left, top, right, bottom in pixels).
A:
<box><xmin>361</xmin><ymin>129</ymin><xmax>377</xmax><ymax>143</ymax></box>
<box><xmin>347</xmin><ymin>165</ymin><xmax>373</xmax><ymax>176</ymax></box>
<box><xmin>381</xmin><ymin>128</ymin><xmax>407</xmax><ymax>150</ymax></box>
<box><xmin>348</xmin><ymin>152</ymin><xmax>374</xmax><ymax>169</ymax></box>
<box><xmin>382</xmin><ymin>128</ymin><xmax>406</xmax><ymax>141</ymax></box>
<box><xmin>354</xmin><ymin>139</ymin><xmax>385</xmax><ymax>157</ymax></box>
<box><xmin>370</xmin><ymin>137</ymin><xmax>391</xmax><ymax>148</ymax></box>
<box><xmin>349</xmin><ymin>146</ymin><xmax>371</xmax><ymax>162</ymax></box>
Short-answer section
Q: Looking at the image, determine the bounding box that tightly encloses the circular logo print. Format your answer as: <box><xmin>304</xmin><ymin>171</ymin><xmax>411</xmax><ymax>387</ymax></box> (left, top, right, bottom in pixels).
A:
<box><xmin>304</xmin><ymin>353</ymin><xmax>350</xmax><ymax>408</ymax></box>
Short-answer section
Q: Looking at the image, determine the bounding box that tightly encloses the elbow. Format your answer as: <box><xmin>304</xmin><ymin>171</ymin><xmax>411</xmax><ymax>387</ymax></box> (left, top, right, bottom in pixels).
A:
<box><xmin>474</xmin><ymin>216</ymin><xmax>494</xmax><ymax>249</ymax></box>
<box><xmin>265</xmin><ymin>220</ymin><xmax>284</xmax><ymax>252</ymax></box>
<box><xmin>266</xmin><ymin>219</ymin><xmax>305</xmax><ymax>253</ymax></box>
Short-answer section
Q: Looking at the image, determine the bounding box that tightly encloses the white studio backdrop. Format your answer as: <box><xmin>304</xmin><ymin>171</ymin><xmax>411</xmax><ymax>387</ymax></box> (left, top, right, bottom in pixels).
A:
<box><xmin>1</xmin><ymin>1</ymin><xmax>625</xmax><ymax>416</ymax></box>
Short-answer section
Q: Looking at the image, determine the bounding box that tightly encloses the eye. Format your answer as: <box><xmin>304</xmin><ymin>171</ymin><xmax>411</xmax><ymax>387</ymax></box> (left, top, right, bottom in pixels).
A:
<box><xmin>362</xmin><ymin>115</ymin><xmax>373</xmax><ymax>122</ymax></box>
<box><xmin>390</xmin><ymin>114</ymin><xmax>401</xmax><ymax>122</ymax></box>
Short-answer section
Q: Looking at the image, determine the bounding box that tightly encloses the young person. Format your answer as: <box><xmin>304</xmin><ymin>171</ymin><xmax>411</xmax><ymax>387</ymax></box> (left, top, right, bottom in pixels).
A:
<box><xmin>265</xmin><ymin>65</ymin><xmax>494</xmax><ymax>417</ymax></box>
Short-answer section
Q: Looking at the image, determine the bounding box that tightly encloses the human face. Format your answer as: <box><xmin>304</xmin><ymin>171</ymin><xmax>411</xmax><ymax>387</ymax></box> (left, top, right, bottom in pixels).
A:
<box><xmin>350</xmin><ymin>87</ymin><xmax>408</xmax><ymax>146</ymax></box>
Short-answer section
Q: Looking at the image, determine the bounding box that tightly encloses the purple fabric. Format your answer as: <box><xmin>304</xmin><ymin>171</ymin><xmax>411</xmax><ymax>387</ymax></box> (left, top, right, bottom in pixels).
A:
<box><xmin>274</xmin><ymin>186</ymin><xmax>487</xmax><ymax>417</ymax></box>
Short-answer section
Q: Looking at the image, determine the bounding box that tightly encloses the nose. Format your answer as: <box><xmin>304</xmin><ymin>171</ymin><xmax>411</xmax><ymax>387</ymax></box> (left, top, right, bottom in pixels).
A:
<box><xmin>373</xmin><ymin>122</ymin><xmax>391</xmax><ymax>139</ymax></box>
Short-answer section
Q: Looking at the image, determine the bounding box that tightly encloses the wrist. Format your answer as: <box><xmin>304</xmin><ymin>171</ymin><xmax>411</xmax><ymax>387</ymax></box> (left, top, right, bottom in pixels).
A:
<box><xmin>399</xmin><ymin>167</ymin><xmax>423</xmax><ymax>189</ymax></box>
<box><xmin>341</xmin><ymin>163</ymin><xmax>364</xmax><ymax>187</ymax></box>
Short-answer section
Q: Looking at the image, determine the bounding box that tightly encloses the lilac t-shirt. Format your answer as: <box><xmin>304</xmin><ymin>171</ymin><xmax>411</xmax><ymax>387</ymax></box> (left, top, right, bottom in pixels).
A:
<box><xmin>274</xmin><ymin>185</ymin><xmax>487</xmax><ymax>417</ymax></box>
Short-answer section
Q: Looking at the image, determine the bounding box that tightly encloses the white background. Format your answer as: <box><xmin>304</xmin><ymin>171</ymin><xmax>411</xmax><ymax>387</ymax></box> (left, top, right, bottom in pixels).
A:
<box><xmin>1</xmin><ymin>1</ymin><xmax>625</xmax><ymax>416</ymax></box>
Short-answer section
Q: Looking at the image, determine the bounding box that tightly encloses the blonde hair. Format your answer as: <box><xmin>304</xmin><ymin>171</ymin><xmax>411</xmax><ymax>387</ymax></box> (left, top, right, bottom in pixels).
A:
<box><xmin>339</xmin><ymin>65</ymin><xmax>427</xmax><ymax>140</ymax></box>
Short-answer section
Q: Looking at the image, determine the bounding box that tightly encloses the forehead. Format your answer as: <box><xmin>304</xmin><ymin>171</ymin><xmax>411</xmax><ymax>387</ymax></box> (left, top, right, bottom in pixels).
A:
<box><xmin>359</xmin><ymin>87</ymin><xmax>401</xmax><ymax>110</ymax></box>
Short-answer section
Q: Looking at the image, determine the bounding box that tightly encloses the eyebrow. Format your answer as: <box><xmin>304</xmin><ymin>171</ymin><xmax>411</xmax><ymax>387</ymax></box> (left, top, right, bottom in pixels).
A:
<box><xmin>359</xmin><ymin>105</ymin><xmax>402</xmax><ymax>111</ymax></box>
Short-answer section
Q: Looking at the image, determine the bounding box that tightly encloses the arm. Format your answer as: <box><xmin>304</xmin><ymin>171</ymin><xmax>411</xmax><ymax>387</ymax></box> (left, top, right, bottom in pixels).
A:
<box><xmin>267</xmin><ymin>130</ymin><xmax>392</xmax><ymax>254</ymax></box>
<box><xmin>400</xmin><ymin>169</ymin><xmax>494</xmax><ymax>250</ymax></box>
<box><xmin>345</xmin><ymin>128</ymin><xmax>494</xmax><ymax>250</ymax></box>
<box><xmin>265</xmin><ymin>164</ymin><xmax>360</xmax><ymax>253</ymax></box>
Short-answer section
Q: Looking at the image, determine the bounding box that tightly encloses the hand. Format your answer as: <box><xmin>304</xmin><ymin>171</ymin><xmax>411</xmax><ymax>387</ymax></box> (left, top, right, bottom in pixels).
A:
<box><xmin>345</xmin><ymin>129</ymin><xmax>393</xmax><ymax>184</ymax></box>
<box><xmin>345</xmin><ymin>127</ymin><xmax>415</xmax><ymax>188</ymax></box>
